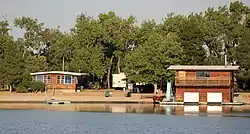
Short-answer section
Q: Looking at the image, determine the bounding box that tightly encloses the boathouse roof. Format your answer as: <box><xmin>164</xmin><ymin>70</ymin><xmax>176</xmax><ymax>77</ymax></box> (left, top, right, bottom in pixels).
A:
<box><xmin>167</xmin><ymin>65</ymin><xmax>239</xmax><ymax>71</ymax></box>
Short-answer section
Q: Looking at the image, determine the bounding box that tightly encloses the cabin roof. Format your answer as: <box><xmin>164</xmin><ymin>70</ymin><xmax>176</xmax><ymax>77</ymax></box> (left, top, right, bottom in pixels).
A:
<box><xmin>167</xmin><ymin>65</ymin><xmax>239</xmax><ymax>71</ymax></box>
<box><xmin>30</xmin><ymin>71</ymin><xmax>88</xmax><ymax>76</ymax></box>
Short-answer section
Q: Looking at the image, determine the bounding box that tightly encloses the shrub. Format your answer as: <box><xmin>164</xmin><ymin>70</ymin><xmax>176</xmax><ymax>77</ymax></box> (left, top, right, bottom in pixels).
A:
<box><xmin>16</xmin><ymin>81</ymin><xmax>30</xmax><ymax>93</ymax></box>
<box><xmin>92</xmin><ymin>82</ymin><xmax>101</xmax><ymax>89</ymax></box>
<box><xmin>29</xmin><ymin>81</ymin><xmax>46</xmax><ymax>92</ymax></box>
<box><xmin>16</xmin><ymin>81</ymin><xmax>46</xmax><ymax>93</ymax></box>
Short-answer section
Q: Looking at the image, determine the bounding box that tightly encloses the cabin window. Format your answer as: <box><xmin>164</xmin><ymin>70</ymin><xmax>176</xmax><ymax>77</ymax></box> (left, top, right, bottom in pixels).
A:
<box><xmin>47</xmin><ymin>76</ymin><xmax>51</xmax><ymax>84</ymax></box>
<box><xmin>57</xmin><ymin>75</ymin><xmax>61</xmax><ymax>84</ymax></box>
<box><xmin>179</xmin><ymin>71</ymin><xmax>186</xmax><ymax>77</ymax></box>
<box><xmin>64</xmin><ymin>75</ymin><xmax>72</xmax><ymax>84</ymax></box>
<box><xmin>43</xmin><ymin>75</ymin><xmax>47</xmax><ymax>83</ymax></box>
<box><xmin>61</xmin><ymin>76</ymin><xmax>64</xmax><ymax>84</ymax></box>
<box><xmin>37</xmin><ymin>75</ymin><xmax>44</xmax><ymax>82</ymax></box>
<box><xmin>196</xmin><ymin>71</ymin><xmax>210</xmax><ymax>78</ymax></box>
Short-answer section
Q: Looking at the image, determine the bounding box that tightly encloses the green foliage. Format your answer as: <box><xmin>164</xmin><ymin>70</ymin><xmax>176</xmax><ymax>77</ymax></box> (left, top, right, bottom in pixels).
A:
<box><xmin>17</xmin><ymin>81</ymin><xmax>46</xmax><ymax>93</ymax></box>
<box><xmin>29</xmin><ymin>81</ymin><xmax>46</xmax><ymax>92</ymax></box>
<box><xmin>16</xmin><ymin>81</ymin><xmax>30</xmax><ymax>93</ymax></box>
<box><xmin>124</xmin><ymin>32</ymin><xmax>183</xmax><ymax>83</ymax></box>
<box><xmin>69</xmin><ymin>46</ymin><xmax>105</xmax><ymax>77</ymax></box>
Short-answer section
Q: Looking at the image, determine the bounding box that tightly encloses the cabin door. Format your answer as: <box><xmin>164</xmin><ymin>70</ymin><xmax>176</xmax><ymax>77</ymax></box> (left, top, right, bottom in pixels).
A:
<box><xmin>184</xmin><ymin>92</ymin><xmax>199</xmax><ymax>102</ymax></box>
<box><xmin>207</xmin><ymin>93</ymin><xmax>222</xmax><ymax>103</ymax></box>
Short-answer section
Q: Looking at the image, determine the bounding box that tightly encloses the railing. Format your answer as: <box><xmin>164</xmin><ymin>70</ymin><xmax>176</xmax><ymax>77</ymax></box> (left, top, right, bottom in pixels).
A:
<box><xmin>175</xmin><ymin>77</ymin><xmax>231</xmax><ymax>86</ymax></box>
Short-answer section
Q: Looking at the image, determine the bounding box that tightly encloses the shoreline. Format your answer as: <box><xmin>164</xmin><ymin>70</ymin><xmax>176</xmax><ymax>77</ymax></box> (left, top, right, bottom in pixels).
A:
<box><xmin>0</xmin><ymin>91</ymin><xmax>250</xmax><ymax>105</ymax></box>
<box><xmin>0</xmin><ymin>100</ymin><xmax>250</xmax><ymax>105</ymax></box>
<box><xmin>0</xmin><ymin>100</ymin><xmax>154</xmax><ymax>104</ymax></box>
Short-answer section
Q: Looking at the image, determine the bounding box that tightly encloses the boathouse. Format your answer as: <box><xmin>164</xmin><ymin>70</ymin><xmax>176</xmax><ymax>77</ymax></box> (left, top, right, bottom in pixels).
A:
<box><xmin>167</xmin><ymin>65</ymin><xmax>239</xmax><ymax>103</ymax></box>
<box><xmin>30</xmin><ymin>71</ymin><xmax>88</xmax><ymax>92</ymax></box>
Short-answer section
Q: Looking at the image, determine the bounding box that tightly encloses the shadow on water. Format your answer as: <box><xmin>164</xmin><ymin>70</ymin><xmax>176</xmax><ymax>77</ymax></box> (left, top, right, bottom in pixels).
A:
<box><xmin>1</xmin><ymin>103</ymin><xmax>250</xmax><ymax>117</ymax></box>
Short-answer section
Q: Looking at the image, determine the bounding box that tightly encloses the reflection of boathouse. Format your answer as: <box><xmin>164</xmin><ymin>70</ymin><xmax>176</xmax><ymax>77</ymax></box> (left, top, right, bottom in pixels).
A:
<box><xmin>167</xmin><ymin>65</ymin><xmax>239</xmax><ymax>103</ymax></box>
<box><xmin>162</xmin><ymin>105</ymin><xmax>234</xmax><ymax>116</ymax></box>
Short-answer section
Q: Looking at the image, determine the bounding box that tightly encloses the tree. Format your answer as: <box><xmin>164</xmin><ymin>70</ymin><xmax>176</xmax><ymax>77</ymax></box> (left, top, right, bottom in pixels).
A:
<box><xmin>72</xmin><ymin>12</ymin><xmax>137</xmax><ymax>89</ymax></box>
<box><xmin>45</xmin><ymin>33</ymin><xmax>75</xmax><ymax>71</ymax></box>
<box><xmin>0</xmin><ymin>34</ymin><xmax>24</xmax><ymax>91</ymax></box>
<box><xmin>0</xmin><ymin>20</ymin><xmax>25</xmax><ymax>91</ymax></box>
<box><xmin>124</xmin><ymin>32</ymin><xmax>183</xmax><ymax>88</ymax></box>
<box><xmin>69</xmin><ymin>46</ymin><xmax>105</xmax><ymax>77</ymax></box>
<box><xmin>235</xmin><ymin>13</ymin><xmax>250</xmax><ymax>90</ymax></box>
<box><xmin>160</xmin><ymin>13</ymin><xmax>207</xmax><ymax>65</ymax></box>
<box><xmin>98</xmin><ymin>12</ymin><xmax>137</xmax><ymax>89</ymax></box>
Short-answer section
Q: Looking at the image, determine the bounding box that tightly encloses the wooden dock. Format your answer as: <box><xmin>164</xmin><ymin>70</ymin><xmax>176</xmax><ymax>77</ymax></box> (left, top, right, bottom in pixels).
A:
<box><xmin>159</xmin><ymin>102</ymin><xmax>184</xmax><ymax>105</ymax></box>
<box><xmin>46</xmin><ymin>100</ymin><xmax>71</xmax><ymax>104</ymax></box>
<box><xmin>221</xmin><ymin>102</ymin><xmax>244</xmax><ymax>105</ymax></box>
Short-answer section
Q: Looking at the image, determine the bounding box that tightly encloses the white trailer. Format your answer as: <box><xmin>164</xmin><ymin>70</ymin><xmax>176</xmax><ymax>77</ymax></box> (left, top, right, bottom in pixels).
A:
<box><xmin>112</xmin><ymin>73</ymin><xmax>127</xmax><ymax>88</ymax></box>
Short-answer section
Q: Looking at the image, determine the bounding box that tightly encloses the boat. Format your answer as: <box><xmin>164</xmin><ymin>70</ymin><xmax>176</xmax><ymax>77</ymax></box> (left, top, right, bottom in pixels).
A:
<box><xmin>153</xmin><ymin>94</ymin><xmax>165</xmax><ymax>103</ymax></box>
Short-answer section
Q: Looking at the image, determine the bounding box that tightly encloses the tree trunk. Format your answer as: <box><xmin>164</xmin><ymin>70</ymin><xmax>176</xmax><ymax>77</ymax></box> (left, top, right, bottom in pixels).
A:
<box><xmin>107</xmin><ymin>56</ymin><xmax>114</xmax><ymax>89</ymax></box>
<box><xmin>117</xmin><ymin>57</ymin><xmax>121</xmax><ymax>74</ymax></box>
<box><xmin>153</xmin><ymin>83</ymin><xmax>157</xmax><ymax>94</ymax></box>
<box><xmin>9</xmin><ymin>85</ymin><xmax>12</xmax><ymax>93</ymax></box>
<box><xmin>160</xmin><ymin>77</ymin><xmax>163</xmax><ymax>91</ymax></box>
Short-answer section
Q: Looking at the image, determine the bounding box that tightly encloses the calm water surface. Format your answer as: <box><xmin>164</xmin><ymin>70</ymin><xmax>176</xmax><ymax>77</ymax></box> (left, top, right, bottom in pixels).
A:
<box><xmin>0</xmin><ymin>104</ymin><xmax>250</xmax><ymax>134</ymax></box>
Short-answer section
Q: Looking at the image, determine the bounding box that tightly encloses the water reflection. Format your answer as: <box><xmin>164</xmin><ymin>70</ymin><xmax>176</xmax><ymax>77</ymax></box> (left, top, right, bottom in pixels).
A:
<box><xmin>1</xmin><ymin>103</ymin><xmax>250</xmax><ymax>117</ymax></box>
<box><xmin>162</xmin><ymin>105</ymin><xmax>250</xmax><ymax>117</ymax></box>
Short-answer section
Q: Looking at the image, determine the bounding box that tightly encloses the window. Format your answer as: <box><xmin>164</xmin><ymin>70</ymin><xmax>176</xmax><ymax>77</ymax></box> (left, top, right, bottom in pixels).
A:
<box><xmin>61</xmin><ymin>76</ymin><xmax>64</xmax><ymax>84</ymax></box>
<box><xmin>37</xmin><ymin>75</ymin><xmax>44</xmax><ymax>82</ymax></box>
<box><xmin>43</xmin><ymin>75</ymin><xmax>47</xmax><ymax>83</ymax></box>
<box><xmin>64</xmin><ymin>75</ymin><xmax>72</xmax><ymax>84</ymax></box>
<box><xmin>179</xmin><ymin>71</ymin><xmax>186</xmax><ymax>77</ymax></box>
<box><xmin>57</xmin><ymin>75</ymin><xmax>61</xmax><ymax>84</ymax></box>
<box><xmin>196</xmin><ymin>71</ymin><xmax>210</xmax><ymax>78</ymax></box>
<box><xmin>47</xmin><ymin>76</ymin><xmax>51</xmax><ymax>84</ymax></box>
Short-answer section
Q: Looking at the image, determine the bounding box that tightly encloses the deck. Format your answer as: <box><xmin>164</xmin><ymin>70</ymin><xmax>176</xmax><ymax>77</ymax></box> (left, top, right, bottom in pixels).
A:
<box><xmin>175</xmin><ymin>77</ymin><xmax>230</xmax><ymax>86</ymax></box>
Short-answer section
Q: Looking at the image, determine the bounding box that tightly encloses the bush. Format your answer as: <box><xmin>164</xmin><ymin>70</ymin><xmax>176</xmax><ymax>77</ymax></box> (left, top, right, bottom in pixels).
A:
<box><xmin>17</xmin><ymin>81</ymin><xmax>46</xmax><ymax>93</ymax></box>
<box><xmin>16</xmin><ymin>81</ymin><xmax>30</xmax><ymax>93</ymax></box>
<box><xmin>92</xmin><ymin>82</ymin><xmax>101</xmax><ymax>89</ymax></box>
<box><xmin>29</xmin><ymin>81</ymin><xmax>46</xmax><ymax>92</ymax></box>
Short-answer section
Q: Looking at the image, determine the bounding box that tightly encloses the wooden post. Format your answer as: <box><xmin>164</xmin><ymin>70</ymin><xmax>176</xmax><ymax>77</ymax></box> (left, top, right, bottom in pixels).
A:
<box><xmin>52</xmin><ymin>84</ymin><xmax>55</xmax><ymax>96</ymax></box>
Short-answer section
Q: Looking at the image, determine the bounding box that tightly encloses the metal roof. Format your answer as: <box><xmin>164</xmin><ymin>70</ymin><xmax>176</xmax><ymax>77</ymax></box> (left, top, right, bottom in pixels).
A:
<box><xmin>30</xmin><ymin>71</ymin><xmax>88</xmax><ymax>76</ymax></box>
<box><xmin>167</xmin><ymin>65</ymin><xmax>239</xmax><ymax>71</ymax></box>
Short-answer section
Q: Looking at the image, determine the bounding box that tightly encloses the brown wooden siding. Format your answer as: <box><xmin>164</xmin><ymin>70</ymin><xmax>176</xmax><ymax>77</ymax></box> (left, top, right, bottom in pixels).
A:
<box><xmin>175</xmin><ymin>71</ymin><xmax>233</xmax><ymax>87</ymax></box>
<box><xmin>175</xmin><ymin>87</ymin><xmax>231</xmax><ymax>103</ymax></box>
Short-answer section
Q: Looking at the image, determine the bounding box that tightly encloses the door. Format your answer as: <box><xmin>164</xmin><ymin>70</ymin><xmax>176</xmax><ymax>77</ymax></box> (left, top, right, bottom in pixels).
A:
<box><xmin>184</xmin><ymin>92</ymin><xmax>199</xmax><ymax>102</ymax></box>
<box><xmin>207</xmin><ymin>93</ymin><xmax>222</xmax><ymax>103</ymax></box>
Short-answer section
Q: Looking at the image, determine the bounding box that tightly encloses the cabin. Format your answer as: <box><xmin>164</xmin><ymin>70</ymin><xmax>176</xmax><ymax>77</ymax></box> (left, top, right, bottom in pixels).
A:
<box><xmin>167</xmin><ymin>65</ymin><xmax>239</xmax><ymax>103</ymax></box>
<box><xmin>30</xmin><ymin>71</ymin><xmax>88</xmax><ymax>92</ymax></box>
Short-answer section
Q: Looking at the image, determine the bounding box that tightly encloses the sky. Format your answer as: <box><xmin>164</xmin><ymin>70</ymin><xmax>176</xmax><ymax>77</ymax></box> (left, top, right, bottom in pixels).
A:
<box><xmin>1</xmin><ymin>0</ymin><xmax>250</xmax><ymax>38</ymax></box>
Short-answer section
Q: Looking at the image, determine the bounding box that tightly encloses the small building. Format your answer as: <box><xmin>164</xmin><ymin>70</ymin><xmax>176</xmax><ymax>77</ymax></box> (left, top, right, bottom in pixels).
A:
<box><xmin>30</xmin><ymin>71</ymin><xmax>88</xmax><ymax>92</ymax></box>
<box><xmin>167</xmin><ymin>65</ymin><xmax>239</xmax><ymax>103</ymax></box>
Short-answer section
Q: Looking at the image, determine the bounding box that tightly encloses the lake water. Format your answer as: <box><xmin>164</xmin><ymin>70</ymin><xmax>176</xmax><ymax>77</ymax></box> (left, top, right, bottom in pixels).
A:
<box><xmin>0</xmin><ymin>104</ymin><xmax>250</xmax><ymax>134</ymax></box>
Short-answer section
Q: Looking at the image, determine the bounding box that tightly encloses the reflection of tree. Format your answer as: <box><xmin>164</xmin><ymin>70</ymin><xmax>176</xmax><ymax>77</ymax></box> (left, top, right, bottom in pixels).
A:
<box><xmin>153</xmin><ymin>104</ymin><xmax>166</xmax><ymax>114</ymax></box>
